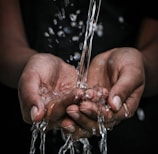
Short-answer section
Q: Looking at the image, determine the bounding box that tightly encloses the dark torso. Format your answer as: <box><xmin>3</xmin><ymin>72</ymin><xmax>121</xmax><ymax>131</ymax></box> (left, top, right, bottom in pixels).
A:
<box><xmin>20</xmin><ymin>0</ymin><xmax>152</xmax><ymax>65</ymax></box>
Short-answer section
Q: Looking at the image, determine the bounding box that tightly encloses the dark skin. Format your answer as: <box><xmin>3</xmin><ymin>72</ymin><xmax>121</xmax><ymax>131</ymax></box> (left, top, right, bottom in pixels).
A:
<box><xmin>67</xmin><ymin>19</ymin><xmax>158</xmax><ymax>136</ymax></box>
<box><xmin>0</xmin><ymin>0</ymin><xmax>158</xmax><ymax>139</ymax></box>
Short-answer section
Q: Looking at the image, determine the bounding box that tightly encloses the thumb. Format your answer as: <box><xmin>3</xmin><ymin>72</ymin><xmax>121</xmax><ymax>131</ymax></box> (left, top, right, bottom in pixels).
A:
<box><xmin>107</xmin><ymin>69</ymin><xmax>144</xmax><ymax>112</ymax></box>
<box><xmin>18</xmin><ymin>73</ymin><xmax>45</xmax><ymax>123</ymax></box>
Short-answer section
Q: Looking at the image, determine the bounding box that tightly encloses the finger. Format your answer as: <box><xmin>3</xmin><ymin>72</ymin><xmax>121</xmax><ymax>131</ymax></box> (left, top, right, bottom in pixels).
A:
<box><xmin>66</xmin><ymin>103</ymin><xmax>118</xmax><ymax>137</ymax></box>
<box><xmin>61</xmin><ymin>118</ymin><xmax>91</xmax><ymax>140</ymax></box>
<box><xmin>79</xmin><ymin>86</ymin><xmax>109</xmax><ymax>119</ymax></box>
<box><xmin>108</xmin><ymin>67</ymin><xmax>145</xmax><ymax>112</ymax></box>
<box><xmin>45</xmin><ymin>88</ymin><xmax>84</xmax><ymax>122</ymax></box>
<box><xmin>79</xmin><ymin>101</ymin><xmax>98</xmax><ymax>120</ymax></box>
<box><xmin>18</xmin><ymin>71</ymin><xmax>45</xmax><ymax>123</ymax></box>
<box><xmin>112</xmin><ymin>88</ymin><xmax>144</xmax><ymax>121</ymax></box>
<box><xmin>66</xmin><ymin>104</ymin><xmax>100</xmax><ymax>136</ymax></box>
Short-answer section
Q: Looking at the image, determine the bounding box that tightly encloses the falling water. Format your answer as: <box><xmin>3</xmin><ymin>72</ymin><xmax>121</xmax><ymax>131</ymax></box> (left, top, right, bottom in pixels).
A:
<box><xmin>58</xmin><ymin>0</ymin><xmax>105</xmax><ymax>154</ymax></box>
<box><xmin>29</xmin><ymin>121</ymin><xmax>48</xmax><ymax>154</ymax></box>
<box><xmin>29</xmin><ymin>0</ymin><xmax>108</xmax><ymax>154</ymax></box>
<box><xmin>76</xmin><ymin>0</ymin><xmax>102</xmax><ymax>89</ymax></box>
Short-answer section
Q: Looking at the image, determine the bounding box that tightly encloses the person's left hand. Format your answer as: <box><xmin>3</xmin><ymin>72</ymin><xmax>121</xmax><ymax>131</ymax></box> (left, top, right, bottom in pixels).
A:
<box><xmin>66</xmin><ymin>47</ymin><xmax>145</xmax><ymax>137</ymax></box>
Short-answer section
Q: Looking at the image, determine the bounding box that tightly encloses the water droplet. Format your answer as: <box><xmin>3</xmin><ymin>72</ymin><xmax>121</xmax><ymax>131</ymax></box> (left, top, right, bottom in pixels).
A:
<box><xmin>71</xmin><ymin>21</ymin><xmax>77</xmax><ymax>27</ymax></box>
<box><xmin>57</xmin><ymin>30</ymin><xmax>65</xmax><ymax>37</ymax></box>
<box><xmin>63</xmin><ymin>27</ymin><xmax>71</xmax><ymax>34</ymax></box>
<box><xmin>118</xmin><ymin>16</ymin><xmax>124</xmax><ymax>23</ymax></box>
<box><xmin>44</xmin><ymin>32</ymin><xmax>49</xmax><ymax>37</ymax></box>
<box><xmin>137</xmin><ymin>107</ymin><xmax>145</xmax><ymax>121</ymax></box>
<box><xmin>72</xmin><ymin>36</ymin><xmax>79</xmax><ymax>41</ymax></box>
<box><xmin>73</xmin><ymin>52</ymin><xmax>81</xmax><ymax>61</ymax></box>
<box><xmin>53</xmin><ymin>19</ymin><xmax>58</xmax><ymax>25</ymax></box>
<box><xmin>48</xmin><ymin>27</ymin><xmax>55</xmax><ymax>35</ymax></box>
<box><xmin>96</xmin><ymin>23</ymin><xmax>103</xmax><ymax>37</ymax></box>
<box><xmin>69</xmin><ymin>13</ymin><xmax>77</xmax><ymax>22</ymax></box>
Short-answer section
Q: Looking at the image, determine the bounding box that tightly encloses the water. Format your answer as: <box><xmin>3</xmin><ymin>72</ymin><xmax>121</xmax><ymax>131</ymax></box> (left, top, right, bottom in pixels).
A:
<box><xmin>58</xmin><ymin>0</ymin><xmax>106</xmax><ymax>154</ymax></box>
<box><xmin>29</xmin><ymin>0</ymin><xmax>108</xmax><ymax>154</ymax></box>
<box><xmin>76</xmin><ymin>0</ymin><xmax>102</xmax><ymax>89</ymax></box>
<box><xmin>29</xmin><ymin>121</ymin><xmax>48</xmax><ymax>154</ymax></box>
<box><xmin>58</xmin><ymin>135</ymin><xmax>75</xmax><ymax>154</ymax></box>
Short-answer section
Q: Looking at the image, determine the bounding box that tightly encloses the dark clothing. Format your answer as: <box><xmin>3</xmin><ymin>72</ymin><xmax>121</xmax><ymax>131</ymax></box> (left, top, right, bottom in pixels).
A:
<box><xmin>20</xmin><ymin>0</ymin><xmax>158</xmax><ymax>64</ymax></box>
<box><xmin>1</xmin><ymin>0</ymin><xmax>158</xmax><ymax>154</ymax></box>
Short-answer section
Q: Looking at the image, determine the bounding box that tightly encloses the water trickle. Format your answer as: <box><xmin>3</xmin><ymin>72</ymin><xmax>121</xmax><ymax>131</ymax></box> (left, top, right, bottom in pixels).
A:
<box><xmin>29</xmin><ymin>121</ymin><xmax>48</xmax><ymax>154</ymax></box>
<box><xmin>29</xmin><ymin>0</ymin><xmax>108</xmax><ymax>154</ymax></box>
<box><xmin>59</xmin><ymin>0</ymin><xmax>105</xmax><ymax>154</ymax></box>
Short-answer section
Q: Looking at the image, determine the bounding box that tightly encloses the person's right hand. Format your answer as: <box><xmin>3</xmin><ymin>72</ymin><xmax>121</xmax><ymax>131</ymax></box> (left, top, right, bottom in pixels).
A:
<box><xmin>18</xmin><ymin>53</ymin><xmax>79</xmax><ymax>128</ymax></box>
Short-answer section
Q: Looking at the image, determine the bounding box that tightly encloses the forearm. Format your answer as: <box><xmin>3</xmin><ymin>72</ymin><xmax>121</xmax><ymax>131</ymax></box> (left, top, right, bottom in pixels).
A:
<box><xmin>0</xmin><ymin>0</ymin><xmax>37</xmax><ymax>88</ymax></box>
<box><xmin>141</xmin><ymin>38</ymin><xmax>158</xmax><ymax>97</ymax></box>
<box><xmin>0</xmin><ymin>25</ymin><xmax>36</xmax><ymax>88</ymax></box>
<box><xmin>0</xmin><ymin>46</ymin><xmax>36</xmax><ymax>88</ymax></box>
<box><xmin>137</xmin><ymin>18</ymin><xmax>158</xmax><ymax>97</ymax></box>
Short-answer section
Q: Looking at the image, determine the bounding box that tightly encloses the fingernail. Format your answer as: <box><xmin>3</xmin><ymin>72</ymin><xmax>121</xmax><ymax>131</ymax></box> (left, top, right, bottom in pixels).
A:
<box><xmin>112</xmin><ymin>96</ymin><xmax>122</xmax><ymax>111</ymax></box>
<box><xmin>31</xmin><ymin>106</ymin><xmax>38</xmax><ymax>121</ymax></box>
<box><xmin>64</xmin><ymin>125</ymin><xmax>75</xmax><ymax>133</ymax></box>
<box><xmin>67</xmin><ymin>111</ymin><xmax>79</xmax><ymax>120</ymax></box>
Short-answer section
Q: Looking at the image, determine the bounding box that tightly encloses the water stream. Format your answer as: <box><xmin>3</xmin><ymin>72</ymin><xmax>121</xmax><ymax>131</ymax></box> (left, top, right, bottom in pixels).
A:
<box><xmin>29</xmin><ymin>0</ymin><xmax>108</xmax><ymax>154</ymax></box>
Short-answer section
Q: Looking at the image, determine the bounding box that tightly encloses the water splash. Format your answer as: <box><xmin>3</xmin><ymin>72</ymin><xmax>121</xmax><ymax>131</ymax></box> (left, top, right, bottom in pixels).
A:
<box><xmin>59</xmin><ymin>0</ymin><xmax>103</xmax><ymax>154</ymax></box>
<box><xmin>29</xmin><ymin>121</ymin><xmax>48</xmax><ymax>154</ymax></box>
<box><xmin>29</xmin><ymin>0</ymin><xmax>109</xmax><ymax>154</ymax></box>
<box><xmin>76</xmin><ymin>0</ymin><xmax>102</xmax><ymax>89</ymax></box>
<box><xmin>58</xmin><ymin>134</ymin><xmax>75</xmax><ymax>154</ymax></box>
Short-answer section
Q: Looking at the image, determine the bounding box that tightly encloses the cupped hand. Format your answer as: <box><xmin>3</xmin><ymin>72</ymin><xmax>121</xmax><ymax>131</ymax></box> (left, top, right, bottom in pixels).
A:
<box><xmin>18</xmin><ymin>53</ymin><xmax>78</xmax><ymax>125</ymax></box>
<box><xmin>84</xmin><ymin>47</ymin><xmax>145</xmax><ymax>128</ymax></box>
<box><xmin>66</xmin><ymin>47</ymin><xmax>146</xmax><ymax>136</ymax></box>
